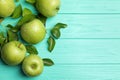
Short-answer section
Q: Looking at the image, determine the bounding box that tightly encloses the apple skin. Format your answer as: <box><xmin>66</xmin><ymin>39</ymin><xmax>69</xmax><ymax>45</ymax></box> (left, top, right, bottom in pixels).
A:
<box><xmin>22</xmin><ymin>54</ymin><xmax>44</xmax><ymax>77</ymax></box>
<box><xmin>36</xmin><ymin>0</ymin><xmax>60</xmax><ymax>17</ymax></box>
<box><xmin>1</xmin><ymin>41</ymin><xmax>26</xmax><ymax>66</ymax></box>
<box><xmin>0</xmin><ymin>0</ymin><xmax>15</xmax><ymax>17</ymax></box>
<box><xmin>20</xmin><ymin>19</ymin><xmax>46</xmax><ymax>44</ymax></box>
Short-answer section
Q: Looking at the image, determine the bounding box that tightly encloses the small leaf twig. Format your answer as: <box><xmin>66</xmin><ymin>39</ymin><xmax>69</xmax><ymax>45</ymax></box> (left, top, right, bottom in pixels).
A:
<box><xmin>25</xmin><ymin>45</ymin><xmax>38</xmax><ymax>55</ymax></box>
<box><xmin>11</xmin><ymin>5</ymin><xmax>22</xmax><ymax>18</ymax></box>
<box><xmin>47</xmin><ymin>23</ymin><xmax>67</xmax><ymax>52</ymax></box>
<box><xmin>47</xmin><ymin>36</ymin><xmax>55</xmax><ymax>52</ymax></box>
<box><xmin>43</xmin><ymin>58</ymin><xmax>54</xmax><ymax>66</ymax></box>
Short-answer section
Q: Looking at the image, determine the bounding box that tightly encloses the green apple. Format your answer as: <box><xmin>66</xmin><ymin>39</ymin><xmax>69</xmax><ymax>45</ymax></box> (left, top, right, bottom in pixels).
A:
<box><xmin>20</xmin><ymin>19</ymin><xmax>46</xmax><ymax>44</ymax></box>
<box><xmin>1</xmin><ymin>41</ymin><xmax>26</xmax><ymax>65</ymax></box>
<box><xmin>36</xmin><ymin>0</ymin><xmax>60</xmax><ymax>17</ymax></box>
<box><xmin>0</xmin><ymin>0</ymin><xmax>15</xmax><ymax>17</ymax></box>
<box><xmin>22</xmin><ymin>54</ymin><xmax>44</xmax><ymax>77</ymax></box>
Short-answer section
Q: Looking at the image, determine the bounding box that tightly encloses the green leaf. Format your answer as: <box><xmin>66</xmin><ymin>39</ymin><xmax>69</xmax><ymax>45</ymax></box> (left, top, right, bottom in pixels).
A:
<box><xmin>51</xmin><ymin>23</ymin><xmax>67</xmax><ymax>39</ymax></box>
<box><xmin>17</xmin><ymin>14</ymin><xmax>35</xmax><ymax>27</ymax></box>
<box><xmin>6</xmin><ymin>24</ymin><xmax>14</xmax><ymax>29</ymax></box>
<box><xmin>47</xmin><ymin>36</ymin><xmax>55</xmax><ymax>52</ymax></box>
<box><xmin>10</xmin><ymin>27</ymin><xmax>19</xmax><ymax>33</ymax></box>
<box><xmin>26</xmin><ymin>0</ymin><xmax>36</xmax><ymax>4</ymax></box>
<box><xmin>6</xmin><ymin>24</ymin><xmax>18</xmax><ymax>32</ymax></box>
<box><xmin>36</xmin><ymin>13</ymin><xmax>47</xmax><ymax>26</ymax></box>
<box><xmin>22</xmin><ymin>8</ymin><xmax>32</xmax><ymax>17</ymax></box>
<box><xmin>14</xmin><ymin>14</ymin><xmax>35</xmax><ymax>32</ymax></box>
<box><xmin>0</xmin><ymin>33</ymin><xmax>7</xmax><ymax>49</ymax></box>
<box><xmin>42</xmin><ymin>58</ymin><xmax>54</xmax><ymax>66</ymax></box>
<box><xmin>0</xmin><ymin>32</ymin><xmax>5</xmax><ymax>44</ymax></box>
<box><xmin>7</xmin><ymin>24</ymin><xmax>18</xmax><ymax>42</ymax></box>
<box><xmin>25</xmin><ymin>45</ymin><xmax>38</xmax><ymax>55</ymax></box>
<box><xmin>7</xmin><ymin>30</ymin><xmax>18</xmax><ymax>42</ymax></box>
<box><xmin>54</xmin><ymin>23</ymin><xmax>67</xmax><ymax>29</ymax></box>
<box><xmin>11</xmin><ymin>5</ymin><xmax>22</xmax><ymax>18</ymax></box>
<box><xmin>15</xmin><ymin>0</ymin><xmax>19</xmax><ymax>2</ymax></box>
<box><xmin>0</xmin><ymin>17</ymin><xmax>4</xmax><ymax>23</ymax></box>
<box><xmin>51</xmin><ymin>28</ymin><xmax>61</xmax><ymax>39</ymax></box>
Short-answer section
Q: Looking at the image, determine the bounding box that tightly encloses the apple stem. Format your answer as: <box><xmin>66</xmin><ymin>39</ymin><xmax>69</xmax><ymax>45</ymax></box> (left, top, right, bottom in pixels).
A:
<box><xmin>18</xmin><ymin>43</ymin><xmax>22</xmax><ymax>48</ymax></box>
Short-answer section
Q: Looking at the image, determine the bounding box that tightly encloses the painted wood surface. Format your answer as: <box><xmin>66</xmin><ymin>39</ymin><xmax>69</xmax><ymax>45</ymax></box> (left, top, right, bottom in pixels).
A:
<box><xmin>0</xmin><ymin>0</ymin><xmax>120</xmax><ymax>80</ymax></box>
<box><xmin>60</xmin><ymin>0</ymin><xmax>120</xmax><ymax>13</ymax></box>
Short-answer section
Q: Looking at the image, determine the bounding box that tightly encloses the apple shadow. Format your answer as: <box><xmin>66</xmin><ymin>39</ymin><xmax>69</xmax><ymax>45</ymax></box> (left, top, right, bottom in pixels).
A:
<box><xmin>0</xmin><ymin>54</ymin><xmax>8</xmax><ymax>66</ymax></box>
<box><xmin>0</xmin><ymin>56</ymin><xmax>28</xmax><ymax>78</ymax></box>
<box><xmin>19</xmin><ymin>64</ymin><xmax>27</xmax><ymax>77</ymax></box>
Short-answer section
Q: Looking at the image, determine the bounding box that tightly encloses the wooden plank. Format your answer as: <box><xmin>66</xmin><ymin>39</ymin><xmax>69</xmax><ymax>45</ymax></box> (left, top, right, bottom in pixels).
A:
<box><xmin>14</xmin><ymin>0</ymin><xmax>120</xmax><ymax>14</ymax></box>
<box><xmin>1</xmin><ymin>62</ymin><xmax>120</xmax><ymax>80</ymax></box>
<box><xmin>1</xmin><ymin>5</ymin><xmax>120</xmax><ymax>39</ymax></box>
<box><xmin>46</xmin><ymin>14</ymin><xmax>120</xmax><ymax>38</ymax></box>
<box><xmin>17</xmin><ymin>0</ymin><xmax>120</xmax><ymax>14</ymax></box>
<box><xmin>3</xmin><ymin>14</ymin><xmax>120</xmax><ymax>39</ymax></box>
<box><xmin>35</xmin><ymin>39</ymin><xmax>120</xmax><ymax>64</ymax></box>
<box><xmin>60</xmin><ymin>0</ymin><xmax>120</xmax><ymax>13</ymax></box>
<box><xmin>13</xmin><ymin>0</ymin><xmax>120</xmax><ymax>14</ymax></box>
<box><xmin>42</xmin><ymin>65</ymin><xmax>120</xmax><ymax>80</ymax></box>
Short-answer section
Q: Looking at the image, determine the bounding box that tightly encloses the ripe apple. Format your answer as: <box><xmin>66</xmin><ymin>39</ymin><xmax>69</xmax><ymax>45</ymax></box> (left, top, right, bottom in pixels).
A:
<box><xmin>20</xmin><ymin>19</ymin><xmax>46</xmax><ymax>44</ymax></box>
<box><xmin>36</xmin><ymin>0</ymin><xmax>60</xmax><ymax>17</ymax></box>
<box><xmin>1</xmin><ymin>41</ymin><xmax>26</xmax><ymax>65</ymax></box>
<box><xmin>22</xmin><ymin>54</ymin><xmax>44</xmax><ymax>77</ymax></box>
<box><xmin>0</xmin><ymin>0</ymin><xmax>15</xmax><ymax>17</ymax></box>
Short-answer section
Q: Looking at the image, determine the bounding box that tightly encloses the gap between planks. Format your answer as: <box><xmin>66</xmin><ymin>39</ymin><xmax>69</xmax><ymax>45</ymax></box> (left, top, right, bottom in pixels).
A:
<box><xmin>58</xmin><ymin>13</ymin><xmax>120</xmax><ymax>15</ymax></box>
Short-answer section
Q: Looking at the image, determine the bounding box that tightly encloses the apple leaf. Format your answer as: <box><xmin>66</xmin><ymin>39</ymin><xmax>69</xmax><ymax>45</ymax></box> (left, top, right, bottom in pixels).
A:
<box><xmin>0</xmin><ymin>17</ymin><xmax>4</xmax><ymax>23</ymax></box>
<box><xmin>0</xmin><ymin>32</ymin><xmax>7</xmax><ymax>48</ymax></box>
<box><xmin>22</xmin><ymin>8</ymin><xmax>33</xmax><ymax>17</ymax></box>
<box><xmin>42</xmin><ymin>58</ymin><xmax>54</xmax><ymax>66</ymax></box>
<box><xmin>0</xmin><ymin>32</ymin><xmax>6</xmax><ymax>44</ymax></box>
<box><xmin>17</xmin><ymin>14</ymin><xmax>35</xmax><ymax>26</ymax></box>
<box><xmin>6</xmin><ymin>24</ymin><xmax>19</xmax><ymax>33</ymax></box>
<box><xmin>54</xmin><ymin>23</ymin><xmax>67</xmax><ymax>29</ymax></box>
<box><xmin>47</xmin><ymin>36</ymin><xmax>55</xmax><ymax>52</ymax></box>
<box><xmin>11</xmin><ymin>5</ymin><xmax>22</xmax><ymax>18</ymax></box>
<box><xmin>15</xmin><ymin>0</ymin><xmax>19</xmax><ymax>2</ymax></box>
<box><xmin>36</xmin><ymin>13</ymin><xmax>47</xmax><ymax>26</ymax></box>
<box><xmin>14</xmin><ymin>14</ymin><xmax>36</xmax><ymax>32</ymax></box>
<box><xmin>6</xmin><ymin>24</ymin><xmax>14</xmax><ymax>29</ymax></box>
<box><xmin>47</xmin><ymin>23</ymin><xmax>67</xmax><ymax>52</ymax></box>
<box><xmin>7</xmin><ymin>30</ymin><xmax>18</xmax><ymax>42</ymax></box>
<box><xmin>51</xmin><ymin>28</ymin><xmax>61</xmax><ymax>39</ymax></box>
<box><xmin>51</xmin><ymin>23</ymin><xmax>67</xmax><ymax>39</ymax></box>
<box><xmin>25</xmin><ymin>45</ymin><xmax>38</xmax><ymax>55</ymax></box>
<box><xmin>26</xmin><ymin>0</ymin><xmax>36</xmax><ymax>4</ymax></box>
<box><xmin>6</xmin><ymin>24</ymin><xmax>18</xmax><ymax>41</ymax></box>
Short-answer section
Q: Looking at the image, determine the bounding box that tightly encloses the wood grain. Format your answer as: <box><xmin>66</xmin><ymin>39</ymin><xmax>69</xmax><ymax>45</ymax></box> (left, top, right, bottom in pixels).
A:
<box><xmin>60</xmin><ymin>0</ymin><xmax>120</xmax><ymax>13</ymax></box>
<box><xmin>46</xmin><ymin>14</ymin><xmax>120</xmax><ymax>38</ymax></box>
<box><xmin>0</xmin><ymin>0</ymin><xmax>120</xmax><ymax>80</ymax></box>
<box><xmin>35</xmin><ymin>39</ymin><xmax>120</xmax><ymax>64</ymax></box>
<box><xmin>1</xmin><ymin>62</ymin><xmax>120</xmax><ymax>80</ymax></box>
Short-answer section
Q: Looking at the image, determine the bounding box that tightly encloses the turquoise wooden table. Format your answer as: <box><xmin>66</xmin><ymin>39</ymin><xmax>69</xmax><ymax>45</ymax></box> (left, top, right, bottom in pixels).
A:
<box><xmin>1</xmin><ymin>0</ymin><xmax>120</xmax><ymax>80</ymax></box>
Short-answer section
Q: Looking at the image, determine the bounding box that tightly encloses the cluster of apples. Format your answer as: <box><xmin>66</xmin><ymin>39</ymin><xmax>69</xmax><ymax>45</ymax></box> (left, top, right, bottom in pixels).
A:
<box><xmin>0</xmin><ymin>0</ymin><xmax>60</xmax><ymax>77</ymax></box>
<box><xmin>1</xmin><ymin>41</ymin><xmax>44</xmax><ymax>77</ymax></box>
